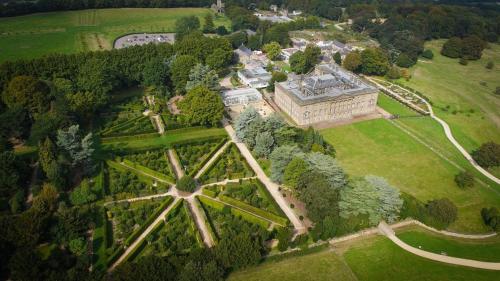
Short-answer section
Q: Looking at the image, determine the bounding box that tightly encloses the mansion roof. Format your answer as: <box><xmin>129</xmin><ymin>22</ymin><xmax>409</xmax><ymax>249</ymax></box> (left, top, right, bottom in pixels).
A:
<box><xmin>276</xmin><ymin>64</ymin><xmax>377</xmax><ymax>106</ymax></box>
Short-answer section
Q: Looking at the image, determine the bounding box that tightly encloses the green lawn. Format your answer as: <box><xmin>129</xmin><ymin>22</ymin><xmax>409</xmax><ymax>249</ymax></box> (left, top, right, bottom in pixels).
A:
<box><xmin>397</xmin><ymin>226</ymin><xmax>500</xmax><ymax>262</ymax></box>
<box><xmin>0</xmin><ymin>8</ymin><xmax>231</xmax><ymax>62</ymax></box>
<box><xmin>343</xmin><ymin>235</ymin><xmax>498</xmax><ymax>281</ymax></box>
<box><xmin>227</xmin><ymin>248</ymin><xmax>357</xmax><ymax>281</ymax></box>
<box><xmin>321</xmin><ymin>103</ymin><xmax>500</xmax><ymax>232</ymax></box>
<box><xmin>229</xmin><ymin>234</ymin><xmax>498</xmax><ymax>281</ymax></box>
<box><xmin>101</xmin><ymin>127</ymin><xmax>227</xmax><ymax>151</ymax></box>
<box><xmin>398</xmin><ymin>40</ymin><xmax>500</xmax><ymax>154</ymax></box>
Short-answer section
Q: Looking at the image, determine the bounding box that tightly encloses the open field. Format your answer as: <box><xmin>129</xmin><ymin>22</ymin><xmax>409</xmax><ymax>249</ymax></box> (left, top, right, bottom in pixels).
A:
<box><xmin>229</xmin><ymin>233</ymin><xmax>498</xmax><ymax>281</ymax></box>
<box><xmin>321</xmin><ymin>96</ymin><xmax>500</xmax><ymax>233</ymax></box>
<box><xmin>396</xmin><ymin>225</ymin><xmax>500</xmax><ymax>262</ymax></box>
<box><xmin>0</xmin><ymin>8</ymin><xmax>231</xmax><ymax>62</ymax></box>
<box><xmin>398</xmin><ymin>40</ymin><xmax>500</xmax><ymax>154</ymax></box>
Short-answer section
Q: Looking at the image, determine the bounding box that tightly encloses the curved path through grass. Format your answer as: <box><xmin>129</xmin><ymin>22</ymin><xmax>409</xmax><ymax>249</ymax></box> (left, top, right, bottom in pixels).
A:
<box><xmin>368</xmin><ymin>77</ymin><xmax>500</xmax><ymax>185</ymax></box>
<box><xmin>378</xmin><ymin>222</ymin><xmax>500</xmax><ymax>270</ymax></box>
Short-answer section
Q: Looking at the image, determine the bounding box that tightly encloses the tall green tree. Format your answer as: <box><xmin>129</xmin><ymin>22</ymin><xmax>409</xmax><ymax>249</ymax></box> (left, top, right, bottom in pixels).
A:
<box><xmin>186</xmin><ymin>64</ymin><xmax>219</xmax><ymax>92</ymax></box>
<box><xmin>170</xmin><ymin>55</ymin><xmax>198</xmax><ymax>94</ymax></box>
<box><xmin>262</xmin><ymin>42</ymin><xmax>282</xmax><ymax>61</ymax></box>
<box><xmin>360</xmin><ymin>48</ymin><xmax>389</xmax><ymax>75</ymax></box>
<box><xmin>175</xmin><ymin>16</ymin><xmax>201</xmax><ymax>40</ymax></box>
<box><xmin>2</xmin><ymin>76</ymin><xmax>51</xmax><ymax>117</ymax></box>
<box><xmin>178</xmin><ymin>86</ymin><xmax>224</xmax><ymax>127</ymax></box>
<box><xmin>203</xmin><ymin>13</ymin><xmax>215</xmax><ymax>33</ymax></box>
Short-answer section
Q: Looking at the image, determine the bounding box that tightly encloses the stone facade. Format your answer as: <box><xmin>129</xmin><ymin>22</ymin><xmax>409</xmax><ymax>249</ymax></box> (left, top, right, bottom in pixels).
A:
<box><xmin>274</xmin><ymin>64</ymin><xmax>378</xmax><ymax>126</ymax></box>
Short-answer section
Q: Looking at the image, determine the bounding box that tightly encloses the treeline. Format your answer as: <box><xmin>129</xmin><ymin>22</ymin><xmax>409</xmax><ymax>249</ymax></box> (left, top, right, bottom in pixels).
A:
<box><xmin>352</xmin><ymin>4</ymin><xmax>499</xmax><ymax>66</ymax></box>
<box><xmin>0</xmin><ymin>0</ymin><xmax>213</xmax><ymax>17</ymax></box>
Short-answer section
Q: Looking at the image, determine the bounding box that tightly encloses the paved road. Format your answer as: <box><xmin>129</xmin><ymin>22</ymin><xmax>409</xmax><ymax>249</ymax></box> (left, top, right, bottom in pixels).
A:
<box><xmin>369</xmin><ymin>78</ymin><xmax>500</xmax><ymax>185</ymax></box>
<box><xmin>378</xmin><ymin>222</ymin><xmax>500</xmax><ymax>271</ymax></box>
<box><xmin>223</xmin><ymin>121</ymin><xmax>307</xmax><ymax>235</ymax></box>
<box><xmin>108</xmin><ymin>197</ymin><xmax>181</xmax><ymax>272</ymax></box>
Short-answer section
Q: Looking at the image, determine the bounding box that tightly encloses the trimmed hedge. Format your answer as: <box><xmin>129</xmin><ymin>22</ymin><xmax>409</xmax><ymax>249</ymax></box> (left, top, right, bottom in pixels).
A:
<box><xmin>187</xmin><ymin>137</ymin><xmax>228</xmax><ymax>178</ymax></box>
<box><xmin>101</xmin><ymin>115</ymin><xmax>144</xmax><ymax>135</ymax></box>
<box><xmin>219</xmin><ymin>195</ymin><xmax>289</xmax><ymax>226</ymax></box>
<box><xmin>252</xmin><ymin>179</ymin><xmax>287</xmax><ymax>217</ymax></box>
<box><xmin>101</xmin><ymin>132</ymin><xmax>160</xmax><ymax>143</ymax></box>
<box><xmin>106</xmin><ymin>247</ymin><xmax>125</xmax><ymax>268</ymax></box>
<box><xmin>183</xmin><ymin>201</ymin><xmax>204</xmax><ymax>247</ymax></box>
<box><xmin>124</xmin><ymin>196</ymin><xmax>174</xmax><ymax>246</ymax></box>
<box><xmin>166</xmin><ymin>198</ymin><xmax>184</xmax><ymax>221</ymax></box>
<box><xmin>199</xmin><ymin>196</ymin><xmax>271</xmax><ymax>229</ymax></box>
<box><xmin>202</xmin><ymin>187</ymin><xmax>218</xmax><ymax>198</ymax></box>
<box><xmin>195</xmin><ymin>196</ymin><xmax>219</xmax><ymax>243</ymax></box>
<box><xmin>122</xmin><ymin>159</ymin><xmax>175</xmax><ymax>184</ymax></box>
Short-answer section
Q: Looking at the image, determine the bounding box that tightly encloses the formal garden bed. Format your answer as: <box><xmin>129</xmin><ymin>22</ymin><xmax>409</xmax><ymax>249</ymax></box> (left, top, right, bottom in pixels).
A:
<box><xmin>136</xmin><ymin>200</ymin><xmax>202</xmax><ymax>259</ymax></box>
<box><xmin>105</xmin><ymin>199</ymin><xmax>164</xmax><ymax>256</ymax></box>
<box><xmin>221</xmin><ymin>179</ymin><xmax>286</xmax><ymax>217</ymax></box>
<box><xmin>198</xmin><ymin>143</ymin><xmax>255</xmax><ymax>184</ymax></box>
<box><xmin>105</xmin><ymin>163</ymin><xmax>169</xmax><ymax>199</ymax></box>
<box><xmin>197</xmin><ymin>196</ymin><xmax>274</xmax><ymax>244</ymax></box>
<box><xmin>174</xmin><ymin>138</ymin><xmax>227</xmax><ymax>175</ymax></box>
<box><xmin>121</xmin><ymin>149</ymin><xmax>175</xmax><ymax>178</ymax></box>
<box><xmin>101</xmin><ymin>115</ymin><xmax>156</xmax><ymax>137</ymax></box>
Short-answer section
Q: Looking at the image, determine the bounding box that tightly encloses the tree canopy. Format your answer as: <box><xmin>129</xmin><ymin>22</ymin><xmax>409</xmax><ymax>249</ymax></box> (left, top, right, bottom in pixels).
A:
<box><xmin>178</xmin><ymin>86</ymin><xmax>224</xmax><ymax>127</ymax></box>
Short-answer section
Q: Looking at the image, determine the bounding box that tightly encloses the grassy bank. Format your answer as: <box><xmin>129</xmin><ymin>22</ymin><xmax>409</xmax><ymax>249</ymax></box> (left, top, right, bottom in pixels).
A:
<box><xmin>320</xmin><ymin>95</ymin><xmax>500</xmax><ymax>232</ymax></box>
<box><xmin>398</xmin><ymin>40</ymin><xmax>500</xmax><ymax>154</ymax></box>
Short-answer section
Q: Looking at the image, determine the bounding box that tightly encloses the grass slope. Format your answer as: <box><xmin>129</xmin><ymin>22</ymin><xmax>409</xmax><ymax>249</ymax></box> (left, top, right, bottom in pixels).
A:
<box><xmin>227</xmin><ymin>249</ymin><xmax>357</xmax><ymax>281</ymax></box>
<box><xmin>321</xmin><ymin>99</ymin><xmax>500</xmax><ymax>232</ymax></box>
<box><xmin>0</xmin><ymin>8</ymin><xmax>230</xmax><ymax>62</ymax></box>
<box><xmin>343</xmin><ymin>235</ymin><xmax>498</xmax><ymax>281</ymax></box>
<box><xmin>399</xmin><ymin>40</ymin><xmax>500</xmax><ymax>154</ymax></box>
<box><xmin>396</xmin><ymin>226</ymin><xmax>500</xmax><ymax>262</ymax></box>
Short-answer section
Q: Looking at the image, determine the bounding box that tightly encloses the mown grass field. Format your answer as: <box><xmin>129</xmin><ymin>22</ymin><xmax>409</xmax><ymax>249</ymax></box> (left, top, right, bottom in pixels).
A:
<box><xmin>396</xmin><ymin>225</ymin><xmax>500</xmax><ymax>262</ymax></box>
<box><xmin>399</xmin><ymin>40</ymin><xmax>500</xmax><ymax>155</ymax></box>
<box><xmin>0</xmin><ymin>8</ymin><xmax>231</xmax><ymax>62</ymax></box>
<box><xmin>321</xmin><ymin>95</ymin><xmax>500</xmax><ymax>233</ymax></box>
<box><xmin>229</xmin><ymin>231</ymin><xmax>498</xmax><ymax>281</ymax></box>
<box><xmin>342</xmin><ymin>235</ymin><xmax>498</xmax><ymax>281</ymax></box>
<box><xmin>227</xmin><ymin>248</ymin><xmax>357</xmax><ymax>281</ymax></box>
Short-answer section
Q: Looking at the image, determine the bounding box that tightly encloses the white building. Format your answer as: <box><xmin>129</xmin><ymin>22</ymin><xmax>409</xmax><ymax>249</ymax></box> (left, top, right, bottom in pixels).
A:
<box><xmin>237</xmin><ymin>67</ymin><xmax>272</xmax><ymax>89</ymax></box>
<box><xmin>221</xmin><ymin>88</ymin><xmax>262</xmax><ymax>106</ymax></box>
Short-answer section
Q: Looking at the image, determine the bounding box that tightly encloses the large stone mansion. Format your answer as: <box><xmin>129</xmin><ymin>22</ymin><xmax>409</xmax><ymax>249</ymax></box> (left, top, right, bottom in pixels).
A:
<box><xmin>274</xmin><ymin>64</ymin><xmax>378</xmax><ymax>126</ymax></box>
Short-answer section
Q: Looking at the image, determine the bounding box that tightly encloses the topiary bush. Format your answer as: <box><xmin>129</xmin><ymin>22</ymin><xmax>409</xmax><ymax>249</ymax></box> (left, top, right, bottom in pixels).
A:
<box><xmin>176</xmin><ymin>175</ymin><xmax>197</xmax><ymax>193</ymax></box>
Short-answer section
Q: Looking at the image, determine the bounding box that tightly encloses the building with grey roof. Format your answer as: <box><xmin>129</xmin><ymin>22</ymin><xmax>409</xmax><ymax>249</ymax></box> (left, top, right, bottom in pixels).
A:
<box><xmin>237</xmin><ymin>67</ymin><xmax>272</xmax><ymax>89</ymax></box>
<box><xmin>274</xmin><ymin>63</ymin><xmax>378</xmax><ymax>125</ymax></box>
<box><xmin>221</xmin><ymin>88</ymin><xmax>262</xmax><ymax>106</ymax></box>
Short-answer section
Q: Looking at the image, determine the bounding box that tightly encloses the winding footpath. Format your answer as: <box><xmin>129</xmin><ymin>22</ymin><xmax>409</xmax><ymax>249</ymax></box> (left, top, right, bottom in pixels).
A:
<box><xmin>368</xmin><ymin>77</ymin><xmax>500</xmax><ymax>186</ymax></box>
<box><xmin>378</xmin><ymin>221</ymin><xmax>500</xmax><ymax>271</ymax></box>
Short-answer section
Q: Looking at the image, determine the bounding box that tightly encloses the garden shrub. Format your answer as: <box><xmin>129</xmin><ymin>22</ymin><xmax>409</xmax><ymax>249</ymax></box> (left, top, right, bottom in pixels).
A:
<box><xmin>454</xmin><ymin>171</ymin><xmax>474</xmax><ymax>188</ymax></box>
<box><xmin>176</xmin><ymin>175</ymin><xmax>197</xmax><ymax>193</ymax></box>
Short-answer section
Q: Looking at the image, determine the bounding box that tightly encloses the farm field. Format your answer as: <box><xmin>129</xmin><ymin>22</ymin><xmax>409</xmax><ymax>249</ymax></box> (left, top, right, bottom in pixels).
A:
<box><xmin>396</xmin><ymin>225</ymin><xmax>500</xmax><ymax>262</ymax></box>
<box><xmin>320</xmin><ymin>97</ymin><xmax>500</xmax><ymax>233</ymax></box>
<box><xmin>0</xmin><ymin>8</ymin><xmax>231</xmax><ymax>62</ymax></box>
<box><xmin>398</xmin><ymin>40</ymin><xmax>500</xmax><ymax>154</ymax></box>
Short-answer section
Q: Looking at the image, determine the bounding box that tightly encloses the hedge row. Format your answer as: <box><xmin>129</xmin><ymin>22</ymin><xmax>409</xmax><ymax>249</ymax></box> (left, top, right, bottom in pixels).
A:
<box><xmin>95</xmin><ymin>162</ymin><xmax>106</xmax><ymax>198</ymax></box>
<box><xmin>101</xmin><ymin>132</ymin><xmax>160</xmax><ymax>143</ymax></box>
<box><xmin>183</xmin><ymin>201</ymin><xmax>204</xmax><ymax>247</ymax></box>
<box><xmin>198</xmin><ymin>196</ymin><xmax>271</xmax><ymax>229</ymax></box>
<box><xmin>202</xmin><ymin>187</ymin><xmax>218</xmax><ymax>198</ymax></box>
<box><xmin>187</xmin><ymin>138</ymin><xmax>229</xmax><ymax>178</ymax></box>
<box><xmin>106</xmin><ymin>246</ymin><xmax>125</xmax><ymax>268</ymax></box>
<box><xmin>168</xmin><ymin>149</ymin><xmax>182</xmax><ymax>179</ymax></box>
<box><xmin>124</xmin><ymin>196</ymin><xmax>174</xmax><ymax>246</ymax></box>
<box><xmin>252</xmin><ymin>179</ymin><xmax>287</xmax><ymax>218</ymax></box>
<box><xmin>194</xmin><ymin>196</ymin><xmax>219</xmax><ymax>243</ymax></box>
<box><xmin>219</xmin><ymin>195</ymin><xmax>289</xmax><ymax>226</ymax></box>
<box><xmin>122</xmin><ymin>159</ymin><xmax>175</xmax><ymax>184</ymax></box>
<box><xmin>101</xmin><ymin>115</ymin><xmax>145</xmax><ymax>136</ymax></box>
<box><xmin>166</xmin><ymin>198</ymin><xmax>184</xmax><ymax>221</ymax></box>
<box><xmin>196</xmin><ymin>142</ymin><xmax>234</xmax><ymax>180</ymax></box>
